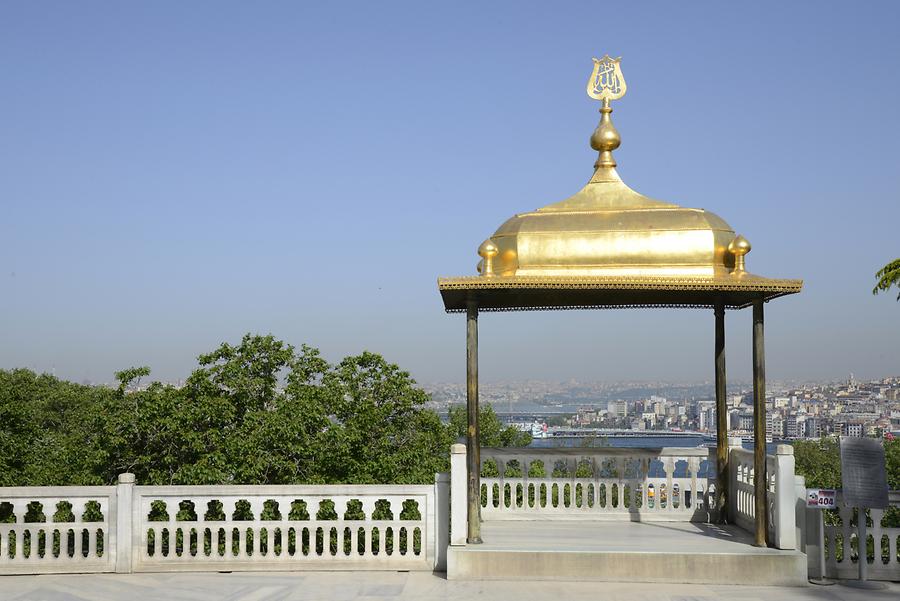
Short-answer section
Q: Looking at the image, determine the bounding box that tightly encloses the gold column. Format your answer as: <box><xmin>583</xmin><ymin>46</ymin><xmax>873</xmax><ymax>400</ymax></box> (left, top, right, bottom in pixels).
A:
<box><xmin>466</xmin><ymin>299</ymin><xmax>482</xmax><ymax>544</ymax></box>
<box><xmin>752</xmin><ymin>299</ymin><xmax>768</xmax><ymax>546</ymax></box>
<box><xmin>714</xmin><ymin>300</ymin><xmax>728</xmax><ymax>523</ymax></box>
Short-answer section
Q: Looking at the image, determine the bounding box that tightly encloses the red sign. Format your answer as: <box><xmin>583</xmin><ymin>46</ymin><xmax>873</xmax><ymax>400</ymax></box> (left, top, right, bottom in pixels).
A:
<box><xmin>806</xmin><ymin>488</ymin><xmax>837</xmax><ymax>509</ymax></box>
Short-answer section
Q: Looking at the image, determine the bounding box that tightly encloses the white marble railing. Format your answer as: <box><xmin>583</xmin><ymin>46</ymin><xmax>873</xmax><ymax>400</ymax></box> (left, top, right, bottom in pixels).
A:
<box><xmin>465</xmin><ymin>446</ymin><xmax>714</xmax><ymax>523</ymax></box>
<box><xmin>812</xmin><ymin>490</ymin><xmax>900</xmax><ymax>582</ymax></box>
<box><xmin>0</xmin><ymin>486</ymin><xmax>117</xmax><ymax>574</ymax></box>
<box><xmin>728</xmin><ymin>442</ymin><xmax>796</xmax><ymax>549</ymax></box>
<box><xmin>0</xmin><ymin>475</ymin><xmax>449</xmax><ymax>574</ymax></box>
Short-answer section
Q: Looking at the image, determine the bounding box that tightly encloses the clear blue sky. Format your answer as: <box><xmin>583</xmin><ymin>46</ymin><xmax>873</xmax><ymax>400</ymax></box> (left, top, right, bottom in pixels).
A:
<box><xmin>2</xmin><ymin>1</ymin><xmax>898</xmax><ymax>386</ymax></box>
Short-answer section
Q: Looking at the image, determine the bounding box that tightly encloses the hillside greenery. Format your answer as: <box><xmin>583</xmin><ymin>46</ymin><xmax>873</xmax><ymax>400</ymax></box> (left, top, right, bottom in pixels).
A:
<box><xmin>0</xmin><ymin>334</ymin><xmax>526</xmax><ymax>486</ymax></box>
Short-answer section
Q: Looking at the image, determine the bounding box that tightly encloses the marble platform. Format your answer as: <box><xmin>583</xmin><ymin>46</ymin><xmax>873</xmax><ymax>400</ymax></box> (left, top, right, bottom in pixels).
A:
<box><xmin>447</xmin><ymin>520</ymin><xmax>808</xmax><ymax>585</ymax></box>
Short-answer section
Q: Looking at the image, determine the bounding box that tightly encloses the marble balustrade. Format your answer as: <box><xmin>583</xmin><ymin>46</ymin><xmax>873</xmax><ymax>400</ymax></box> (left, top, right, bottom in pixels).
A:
<box><xmin>0</xmin><ymin>476</ymin><xmax>449</xmax><ymax>575</ymax></box>
<box><xmin>810</xmin><ymin>490</ymin><xmax>900</xmax><ymax>581</ymax></box>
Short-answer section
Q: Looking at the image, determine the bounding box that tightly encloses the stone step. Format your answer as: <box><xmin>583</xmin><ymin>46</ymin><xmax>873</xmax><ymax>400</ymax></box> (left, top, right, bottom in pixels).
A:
<box><xmin>446</xmin><ymin>520</ymin><xmax>807</xmax><ymax>586</ymax></box>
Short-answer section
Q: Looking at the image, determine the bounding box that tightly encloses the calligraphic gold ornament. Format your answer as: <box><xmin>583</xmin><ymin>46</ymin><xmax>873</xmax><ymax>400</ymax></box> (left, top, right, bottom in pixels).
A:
<box><xmin>586</xmin><ymin>55</ymin><xmax>627</xmax><ymax>102</ymax></box>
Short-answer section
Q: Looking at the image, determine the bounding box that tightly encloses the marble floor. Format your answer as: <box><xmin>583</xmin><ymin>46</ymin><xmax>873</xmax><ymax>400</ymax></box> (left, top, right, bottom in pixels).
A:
<box><xmin>1</xmin><ymin>571</ymin><xmax>898</xmax><ymax>601</ymax></box>
<box><xmin>476</xmin><ymin>519</ymin><xmax>780</xmax><ymax>553</ymax></box>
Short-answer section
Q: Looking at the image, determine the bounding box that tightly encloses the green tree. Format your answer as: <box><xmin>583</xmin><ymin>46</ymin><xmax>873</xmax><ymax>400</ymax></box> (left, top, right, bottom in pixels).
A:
<box><xmin>793</xmin><ymin>437</ymin><xmax>841</xmax><ymax>489</ymax></box>
<box><xmin>872</xmin><ymin>258</ymin><xmax>900</xmax><ymax>300</ymax></box>
<box><xmin>794</xmin><ymin>436</ymin><xmax>899</xmax><ymax>529</ymax></box>
<box><xmin>795</xmin><ymin>436</ymin><xmax>899</xmax><ymax>490</ymax></box>
<box><xmin>0</xmin><ymin>369</ymin><xmax>113</xmax><ymax>486</ymax></box>
<box><xmin>316</xmin><ymin>351</ymin><xmax>452</xmax><ymax>484</ymax></box>
<box><xmin>447</xmin><ymin>404</ymin><xmax>532</xmax><ymax>448</ymax></box>
<box><xmin>1</xmin><ymin>334</ymin><xmax>534</xmax><ymax>488</ymax></box>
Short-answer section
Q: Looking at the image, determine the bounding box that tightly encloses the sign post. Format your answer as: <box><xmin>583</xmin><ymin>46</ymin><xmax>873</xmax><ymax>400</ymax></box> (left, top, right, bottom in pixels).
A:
<box><xmin>839</xmin><ymin>437</ymin><xmax>889</xmax><ymax>590</ymax></box>
<box><xmin>805</xmin><ymin>488</ymin><xmax>836</xmax><ymax>585</ymax></box>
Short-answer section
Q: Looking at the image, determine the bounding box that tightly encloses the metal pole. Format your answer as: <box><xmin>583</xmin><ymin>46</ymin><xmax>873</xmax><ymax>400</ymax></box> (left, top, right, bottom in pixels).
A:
<box><xmin>714</xmin><ymin>300</ymin><xmax>728</xmax><ymax>523</ymax></box>
<box><xmin>752</xmin><ymin>299</ymin><xmax>767</xmax><ymax>547</ymax></box>
<box><xmin>466</xmin><ymin>300</ymin><xmax>482</xmax><ymax>544</ymax></box>
<box><xmin>819</xmin><ymin>511</ymin><xmax>826</xmax><ymax>576</ymax></box>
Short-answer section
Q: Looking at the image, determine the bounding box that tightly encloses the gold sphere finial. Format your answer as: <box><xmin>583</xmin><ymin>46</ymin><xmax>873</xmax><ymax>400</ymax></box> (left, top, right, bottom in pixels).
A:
<box><xmin>586</xmin><ymin>56</ymin><xmax>626</xmax><ymax>170</ymax></box>
<box><xmin>728</xmin><ymin>235</ymin><xmax>752</xmax><ymax>273</ymax></box>
<box><xmin>478</xmin><ymin>239</ymin><xmax>499</xmax><ymax>277</ymax></box>
<box><xmin>590</xmin><ymin>103</ymin><xmax>621</xmax><ymax>158</ymax></box>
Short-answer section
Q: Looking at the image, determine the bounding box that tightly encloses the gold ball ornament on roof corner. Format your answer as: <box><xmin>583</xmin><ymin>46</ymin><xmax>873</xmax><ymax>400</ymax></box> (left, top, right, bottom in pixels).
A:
<box><xmin>728</xmin><ymin>235</ymin><xmax>752</xmax><ymax>273</ymax></box>
<box><xmin>478</xmin><ymin>239</ymin><xmax>499</xmax><ymax>277</ymax></box>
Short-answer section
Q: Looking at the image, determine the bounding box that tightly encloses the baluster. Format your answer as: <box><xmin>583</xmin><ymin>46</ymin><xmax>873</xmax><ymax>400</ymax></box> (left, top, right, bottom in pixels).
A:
<box><xmin>664</xmin><ymin>457</ymin><xmax>674</xmax><ymax>512</ymax></box>
<box><xmin>225</xmin><ymin>521</ymin><xmax>235</xmax><ymax>560</ymax></box>
<box><xmin>571</xmin><ymin>456</ymin><xmax>579</xmax><ymax>512</ymax></box>
<box><xmin>23</xmin><ymin>520</ymin><xmax>34</xmax><ymax>562</ymax></box>
<box><xmin>209</xmin><ymin>523</ymin><xmax>218</xmax><ymax>559</ymax></box>
<box><xmin>889</xmin><ymin>532</ymin><xmax>898</xmax><ymax>568</ymax></box>
<box><xmin>870</xmin><ymin>508</ymin><xmax>883</xmax><ymax>564</ymax></box>
<box><xmin>587</xmin><ymin>456</ymin><xmax>596</xmax><ymax>513</ymax></box>
<box><xmin>239</xmin><ymin>521</ymin><xmax>249</xmax><ymax>560</ymax></box>
<box><xmin>103</xmin><ymin>527</ymin><xmax>110</xmax><ymax>562</ymax></box>
<box><xmin>35</xmin><ymin>527</ymin><xmax>45</xmax><ymax>562</ymax></box>
<box><xmin>617</xmin><ymin>458</ymin><xmax>625</xmax><ymax>511</ymax></box>
<box><xmin>689</xmin><ymin>457</ymin><xmax>699</xmax><ymax>512</ymax></box>
<box><xmin>594</xmin><ymin>455</ymin><xmax>609</xmax><ymax>513</ymax></box>
<box><xmin>14</xmin><ymin>528</ymin><xmax>23</xmax><ymax>561</ymax></box>
<box><xmin>87</xmin><ymin>525</ymin><xmax>97</xmax><ymax>560</ymax></box>
<box><xmin>12</xmin><ymin>501</ymin><xmax>27</xmax><ymax>560</ymax></box>
<box><xmin>842</xmin><ymin>506</ymin><xmax>853</xmax><ymax>564</ymax></box>
<box><xmin>640</xmin><ymin>458</ymin><xmax>649</xmax><ymax>511</ymax></box>
<box><xmin>348</xmin><ymin>522</ymin><xmax>358</xmax><ymax>558</ymax></box>
<box><xmin>362</xmin><ymin>499</ymin><xmax>377</xmax><ymax>557</ymax></box>
<box><xmin>256</xmin><ymin>499</ymin><xmax>269</xmax><ymax>561</ymax></box>
<box><xmin>520</xmin><ymin>456</ymin><xmax>529</xmax><ymax>511</ymax></box>
<box><xmin>497</xmin><ymin>458</ymin><xmax>505</xmax><ymax>512</ymax></box>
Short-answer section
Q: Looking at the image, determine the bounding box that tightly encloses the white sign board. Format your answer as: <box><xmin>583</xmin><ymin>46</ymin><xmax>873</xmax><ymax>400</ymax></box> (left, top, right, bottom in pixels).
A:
<box><xmin>840</xmin><ymin>436</ymin><xmax>889</xmax><ymax>509</ymax></box>
<box><xmin>806</xmin><ymin>488</ymin><xmax>837</xmax><ymax>509</ymax></box>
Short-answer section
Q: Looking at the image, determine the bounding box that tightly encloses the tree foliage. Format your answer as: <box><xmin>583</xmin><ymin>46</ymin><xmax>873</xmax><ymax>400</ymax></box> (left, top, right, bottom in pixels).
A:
<box><xmin>795</xmin><ymin>436</ymin><xmax>899</xmax><ymax>490</ymax></box>
<box><xmin>872</xmin><ymin>258</ymin><xmax>900</xmax><ymax>301</ymax></box>
<box><xmin>0</xmin><ymin>334</ymin><xmax>528</xmax><ymax>486</ymax></box>
<box><xmin>795</xmin><ymin>436</ymin><xmax>900</xmax><ymax>528</ymax></box>
<box><xmin>447</xmin><ymin>404</ymin><xmax>533</xmax><ymax>448</ymax></box>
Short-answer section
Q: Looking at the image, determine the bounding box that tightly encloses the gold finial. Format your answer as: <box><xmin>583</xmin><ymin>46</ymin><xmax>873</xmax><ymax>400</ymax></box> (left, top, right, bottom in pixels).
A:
<box><xmin>478</xmin><ymin>239</ymin><xmax>499</xmax><ymax>277</ymax></box>
<box><xmin>587</xmin><ymin>56</ymin><xmax>626</xmax><ymax>169</ymax></box>
<box><xmin>587</xmin><ymin>55</ymin><xmax>626</xmax><ymax>102</ymax></box>
<box><xmin>728</xmin><ymin>235</ymin><xmax>752</xmax><ymax>273</ymax></box>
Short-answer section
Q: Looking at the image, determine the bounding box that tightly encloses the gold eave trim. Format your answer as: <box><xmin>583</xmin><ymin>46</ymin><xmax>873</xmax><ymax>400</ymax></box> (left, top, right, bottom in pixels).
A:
<box><xmin>437</xmin><ymin>274</ymin><xmax>803</xmax><ymax>313</ymax></box>
<box><xmin>438</xmin><ymin>274</ymin><xmax>803</xmax><ymax>292</ymax></box>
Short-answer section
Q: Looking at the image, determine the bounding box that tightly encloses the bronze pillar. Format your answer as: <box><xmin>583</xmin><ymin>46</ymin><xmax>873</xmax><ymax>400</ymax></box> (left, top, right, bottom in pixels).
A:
<box><xmin>466</xmin><ymin>300</ymin><xmax>482</xmax><ymax>544</ymax></box>
<box><xmin>714</xmin><ymin>300</ymin><xmax>728</xmax><ymax>523</ymax></box>
<box><xmin>752</xmin><ymin>299</ymin><xmax>768</xmax><ymax>547</ymax></box>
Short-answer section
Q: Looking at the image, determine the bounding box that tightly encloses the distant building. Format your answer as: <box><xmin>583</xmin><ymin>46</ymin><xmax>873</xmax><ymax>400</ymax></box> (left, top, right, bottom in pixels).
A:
<box><xmin>784</xmin><ymin>415</ymin><xmax>799</xmax><ymax>439</ymax></box>
<box><xmin>703</xmin><ymin>406</ymin><xmax>717</xmax><ymax>432</ymax></box>
<box><xmin>845</xmin><ymin>422</ymin><xmax>864</xmax><ymax>438</ymax></box>
<box><xmin>607</xmin><ymin>400</ymin><xmax>628</xmax><ymax>418</ymax></box>
<box><xmin>805</xmin><ymin>417</ymin><xmax>820</xmax><ymax>438</ymax></box>
<box><xmin>769</xmin><ymin>414</ymin><xmax>782</xmax><ymax>439</ymax></box>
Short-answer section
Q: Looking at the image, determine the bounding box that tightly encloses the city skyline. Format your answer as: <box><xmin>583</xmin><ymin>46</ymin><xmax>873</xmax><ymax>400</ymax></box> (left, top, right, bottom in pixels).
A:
<box><xmin>2</xmin><ymin>1</ymin><xmax>899</xmax><ymax>385</ymax></box>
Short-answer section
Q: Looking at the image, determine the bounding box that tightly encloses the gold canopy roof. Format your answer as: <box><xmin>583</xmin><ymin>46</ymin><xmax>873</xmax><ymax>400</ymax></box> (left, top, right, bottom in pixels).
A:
<box><xmin>438</xmin><ymin>57</ymin><xmax>802</xmax><ymax>312</ymax></box>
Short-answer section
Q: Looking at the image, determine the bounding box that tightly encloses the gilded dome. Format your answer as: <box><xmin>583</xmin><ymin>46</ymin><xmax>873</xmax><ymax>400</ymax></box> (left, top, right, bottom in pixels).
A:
<box><xmin>486</xmin><ymin>165</ymin><xmax>738</xmax><ymax>278</ymax></box>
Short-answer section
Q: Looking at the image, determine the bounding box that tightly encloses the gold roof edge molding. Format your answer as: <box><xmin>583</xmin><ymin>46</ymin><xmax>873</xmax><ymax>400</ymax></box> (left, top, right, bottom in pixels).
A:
<box><xmin>438</xmin><ymin>275</ymin><xmax>803</xmax><ymax>292</ymax></box>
